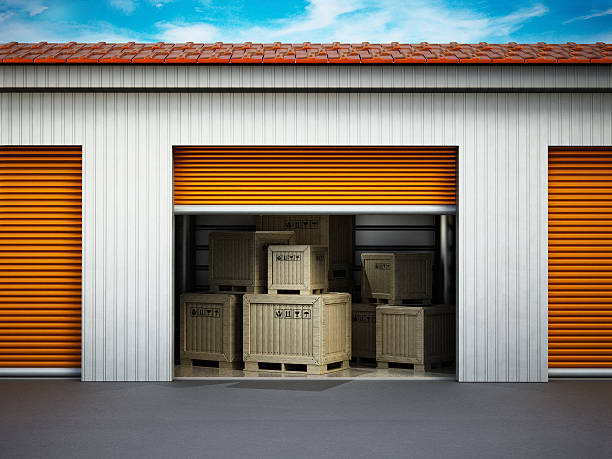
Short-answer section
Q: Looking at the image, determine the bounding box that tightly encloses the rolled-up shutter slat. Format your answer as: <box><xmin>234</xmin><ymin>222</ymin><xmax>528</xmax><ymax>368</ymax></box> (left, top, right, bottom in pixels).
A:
<box><xmin>549</xmin><ymin>148</ymin><xmax>612</xmax><ymax>369</ymax></box>
<box><xmin>173</xmin><ymin>146</ymin><xmax>457</xmax><ymax>206</ymax></box>
<box><xmin>0</xmin><ymin>148</ymin><xmax>81</xmax><ymax>369</ymax></box>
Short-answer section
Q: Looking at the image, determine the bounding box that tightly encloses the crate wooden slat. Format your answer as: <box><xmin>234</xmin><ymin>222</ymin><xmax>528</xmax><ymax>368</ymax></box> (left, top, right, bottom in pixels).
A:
<box><xmin>376</xmin><ymin>304</ymin><xmax>455</xmax><ymax>371</ymax></box>
<box><xmin>267</xmin><ymin>245</ymin><xmax>328</xmax><ymax>294</ymax></box>
<box><xmin>256</xmin><ymin>215</ymin><xmax>354</xmax><ymax>292</ymax></box>
<box><xmin>361</xmin><ymin>252</ymin><xmax>433</xmax><ymax>304</ymax></box>
<box><xmin>209</xmin><ymin>231</ymin><xmax>295</xmax><ymax>292</ymax></box>
<box><xmin>179</xmin><ymin>293</ymin><xmax>243</xmax><ymax>365</ymax></box>
<box><xmin>243</xmin><ymin>293</ymin><xmax>351</xmax><ymax>374</ymax></box>
<box><xmin>351</xmin><ymin>303</ymin><xmax>377</xmax><ymax>359</ymax></box>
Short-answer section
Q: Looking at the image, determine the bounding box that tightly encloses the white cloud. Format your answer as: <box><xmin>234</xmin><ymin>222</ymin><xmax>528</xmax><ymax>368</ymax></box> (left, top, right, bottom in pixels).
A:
<box><xmin>564</xmin><ymin>7</ymin><xmax>612</xmax><ymax>24</ymax></box>
<box><xmin>153</xmin><ymin>0</ymin><xmax>550</xmax><ymax>44</ymax></box>
<box><xmin>110</xmin><ymin>0</ymin><xmax>137</xmax><ymax>14</ymax></box>
<box><xmin>156</xmin><ymin>21</ymin><xmax>218</xmax><ymax>42</ymax></box>
<box><xmin>0</xmin><ymin>0</ymin><xmax>47</xmax><ymax>17</ymax></box>
<box><xmin>0</xmin><ymin>19</ymin><xmax>142</xmax><ymax>43</ymax></box>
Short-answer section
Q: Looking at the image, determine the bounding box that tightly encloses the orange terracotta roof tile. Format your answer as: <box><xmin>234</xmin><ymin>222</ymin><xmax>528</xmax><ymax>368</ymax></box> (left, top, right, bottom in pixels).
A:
<box><xmin>0</xmin><ymin>42</ymin><xmax>610</xmax><ymax>64</ymax></box>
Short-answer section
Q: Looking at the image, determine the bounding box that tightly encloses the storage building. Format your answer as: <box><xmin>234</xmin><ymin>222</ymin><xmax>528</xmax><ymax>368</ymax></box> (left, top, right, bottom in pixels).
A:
<box><xmin>0</xmin><ymin>41</ymin><xmax>611</xmax><ymax>382</ymax></box>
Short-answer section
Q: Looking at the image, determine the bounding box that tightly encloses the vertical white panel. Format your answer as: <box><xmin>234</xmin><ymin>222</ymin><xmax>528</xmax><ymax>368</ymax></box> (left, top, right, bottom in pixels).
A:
<box><xmin>125</xmin><ymin>93</ymin><xmax>138</xmax><ymax>380</ymax></box>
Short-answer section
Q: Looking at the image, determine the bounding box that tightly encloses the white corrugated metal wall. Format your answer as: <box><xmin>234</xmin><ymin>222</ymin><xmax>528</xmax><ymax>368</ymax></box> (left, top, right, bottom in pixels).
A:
<box><xmin>1</xmin><ymin>65</ymin><xmax>610</xmax><ymax>382</ymax></box>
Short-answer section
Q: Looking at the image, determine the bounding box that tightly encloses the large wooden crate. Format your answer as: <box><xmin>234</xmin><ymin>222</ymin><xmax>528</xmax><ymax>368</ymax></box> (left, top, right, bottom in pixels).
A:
<box><xmin>243</xmin><ymin>293</ymin><xmax>351</xmax><ymax>374</ymax></box>
<box><xmin>361</xmin><ymin>252</ymin><xmax>433</xmax><ymax>304</ymax></box>
<box><xmin>376</xmin><ymin>304</ymin><xmax>455</xmax><ymax>371</ymax></box>
<box><xmin>351</xmin><ymin>303</ymin><xmax>377</xmax><ymax>360</ymax></box>
<box><xmin>256</xmin><ymin>215</ymin><xmax>354</xmax><ymax>292</ymax></box>
<box><xmin>179</xmin><ymin>293</ymin><xmax>243</xmax><ymax>368</ymax></box>
<box><xmin>209</xmin><ymin>231</ymin><xmax>295</xmax><ymax>293</ymax></box>
<box><xmin>267</xmin><ymin>245</ymin><xmax>328</xmax><ymax>294</ymax></box>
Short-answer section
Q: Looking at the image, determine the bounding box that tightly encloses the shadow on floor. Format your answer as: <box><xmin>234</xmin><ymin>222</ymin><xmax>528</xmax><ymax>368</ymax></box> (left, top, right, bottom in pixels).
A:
<box><xmin>226</xmin><ymin>380</ymin><xmax>350</xmax><ymax>391</ymax></box>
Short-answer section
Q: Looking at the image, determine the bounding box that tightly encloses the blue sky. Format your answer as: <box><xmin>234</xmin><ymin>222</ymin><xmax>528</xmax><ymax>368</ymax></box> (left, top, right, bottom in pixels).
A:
<box><xmin>0</xmin><ymin>0</ymin><xmax>610</xmax><ymax>43</ymax></box>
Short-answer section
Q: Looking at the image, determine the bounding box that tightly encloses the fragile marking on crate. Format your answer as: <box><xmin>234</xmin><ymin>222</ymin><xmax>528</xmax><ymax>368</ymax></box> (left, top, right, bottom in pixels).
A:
<box><xmin>244</xmin><ymin>360</ymin><xmax>349</xmax><ymax>375</ymax></box>
<box><xmin>180</xmin><ymin>358</ymin><xmax>243</xmax><ymax>370</ymax></box>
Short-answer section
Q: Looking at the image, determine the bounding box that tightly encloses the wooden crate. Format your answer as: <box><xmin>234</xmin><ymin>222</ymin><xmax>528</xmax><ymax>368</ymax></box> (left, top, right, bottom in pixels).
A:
<box><xmin>256</xmin><ymin>215</ymin><xmax>354</xmax><ymax>291</ymax></box>
<box><xmin>179</xmin><ymin>293</ymin><xmax>243</xmax><ymax>368</ymax></box>
<box><xmin>376</xmin><ymin>304</ymin><xmax>455</xmax><ymax>371</ymax></box>
<box><xmin>209</xmin><ymin>231</ymin><xmax>295</xmax><ymax>292</ymax></box>
<box><xmin>243</xmin><ymin>293</ymin><xmax>352</xmax><ymax>374</ymax></box>
<box><xmin>361</xmin><ymin>252</ymin><xmax>433</xmax><ymax>304</ymax></box>
<box><xmin>268</xmin><ymin>245</ymin><xmax>328</xmax><ymax>295</ymax></box>
<box><xmin>351</xmin><ymin>303</ymin><xmax>377</xmax><ymax>360</ymax></box>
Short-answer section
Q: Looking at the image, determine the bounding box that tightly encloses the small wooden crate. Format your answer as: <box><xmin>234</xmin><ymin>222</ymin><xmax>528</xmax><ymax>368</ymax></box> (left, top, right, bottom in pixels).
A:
<box><xmin>361</xmin><ymin>252</ymin><xmax>433</xmax><ymax>304</ymax></box>
<box><xmin>209</xmin><ymin>231</ymin><xmax>295</xmax><ymax>293</ymax></box>
<box><xmin>268</xmin><ymin>245</ymin><xmax>328</xmax><ymax>295</ymax></box>
<box><xmin>179</xmin><ymin>293</ymin><xmax>243</xmax><ymax>368</ymax></box>
<box><xmin>351</xmin><ymin>303</ymin><xmax>377</xmax><ymax>360</ymax></box>
<box><xmin>243</xmin><ymin>293</ymin><xmax>352</xmax><ymax>374</ymax></box>
<box><xmin>376</xmin><ymin>304</ymin><xmax>455</xmax><ymax>371</ymax></box>
<box><xmin>256</xmin><ymin>215</ymin><xmax>354</xmax><ymax>291</ymax></box>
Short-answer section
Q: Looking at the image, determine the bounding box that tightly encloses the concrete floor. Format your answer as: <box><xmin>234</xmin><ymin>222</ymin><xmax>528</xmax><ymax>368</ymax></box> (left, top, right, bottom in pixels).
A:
<box><xmin>1</xmin><ymin>379</ymin><xmax>611</xmax><ymax>459</ymax></box>
<box><xmin>174</xmin><ymin>361</ymin><xmax>456</xmax><ymax>379</ymax></box>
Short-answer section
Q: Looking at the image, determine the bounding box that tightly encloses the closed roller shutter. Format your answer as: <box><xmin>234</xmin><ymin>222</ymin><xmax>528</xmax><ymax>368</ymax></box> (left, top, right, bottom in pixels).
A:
<box><xmin>0</xmin><ymin>147</ymin><xmax>81</xmax><ymax>369</ymax></box>
<box><xmin>549</xmin><ymin>147</ymin><xmax>612</xmax><ymax>368</ymax></box>
<box><xmin>173</xmin><ymin>147</ymin><xmax>456</xmax><ymax>205</ymax></box>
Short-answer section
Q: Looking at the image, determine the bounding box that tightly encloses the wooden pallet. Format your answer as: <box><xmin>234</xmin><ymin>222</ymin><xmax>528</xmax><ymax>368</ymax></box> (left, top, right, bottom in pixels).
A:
<box><xmin>244</xmin><ymin>360</ymin><xmax>349</xmax><ymax>375</ymax></box>
<box><xmin>180</xmin><ymin>358</ymin><xmax>243</xmax><ymax>370</ymax></box>
<box><xmin>377</xmin><ymin>361</ymin><xmax>454</xmax><ymax>372</ymax></box>
<box><xmin>209</xmin><ymin>284</ymin><xmax>265</xmax><ymax>294</ymax></box>
<box><xmin>267</xmin><ymin>287</ymin><xmax>327</xmax><ymax>295</ymax></box>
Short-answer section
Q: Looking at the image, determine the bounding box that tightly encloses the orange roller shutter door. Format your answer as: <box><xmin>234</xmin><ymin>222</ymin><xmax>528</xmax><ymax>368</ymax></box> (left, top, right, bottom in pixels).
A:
<box><xmin>549</xmin><ymin>147</ymin><xmax>612</xmax><ymax>368</ymax></box>
<box><xmin>173</xmin><ymin>146</ymin><xmax>457</xmax><ymax>205</ymax></box>
<box><xmin>0</xmin><ymin>147</ymin><xmax>82</xmax><ymax>369</ymax></box>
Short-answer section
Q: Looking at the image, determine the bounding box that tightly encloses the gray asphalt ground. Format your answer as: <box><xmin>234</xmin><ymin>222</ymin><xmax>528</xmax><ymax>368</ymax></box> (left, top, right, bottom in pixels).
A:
<box><xmin>1</xmin><ymin>379</ymin><xmax>611</xmax><ymax>459</ymax></box>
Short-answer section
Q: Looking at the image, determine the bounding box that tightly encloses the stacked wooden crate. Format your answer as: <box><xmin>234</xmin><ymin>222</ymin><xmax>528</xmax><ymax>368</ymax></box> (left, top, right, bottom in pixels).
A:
<box><xmin>244</xmin><ymin>228</ymin><xmax>352</xmax><ymax>374</ymax></box>
<box><xmin>360</xmin><ymin>252</ymin><xmax>455</xmax><ymax>371</ymax></box>
<box><xmin>179</xmin><ymin>231</ymin><xmax>295</xmax><ymax>369</ymax></box>
<box><xmin>256</xmin><ymin>215</ymin><xmax>355</xmax><ymax>293</ymax></box>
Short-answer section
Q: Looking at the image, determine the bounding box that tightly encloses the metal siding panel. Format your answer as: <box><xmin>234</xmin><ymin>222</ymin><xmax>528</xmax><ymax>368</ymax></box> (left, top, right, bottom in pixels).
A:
<box><xmin>528</xmin><ymin>94</ymin><xmax>542</xmax><ymax>381</ymax></box>
<box><xmin>486</xmin><ymin>94</ymin><xmax>497</xmax><ymax>380</ymax></box>
<box><xmin>114</xmin><ymin>93</ymin><xmax>127</xmax><ymax>381</ymax></box>
<box><xmin>517</xmin><ymin>93</ymin><xmax>530</xmax><ymax>380</ymax></box>
<box><xmin>506</xmin><ymin>94</ymin><xmax>519</xmax><ymax>381</ymax></box>
<box><xmin>475</xmin><ymin>93</ymin><xmax>487</xmax><ymax>381</ymax></box>
<box><xmin>125</xmin><ymin>93</ymin><xmax>138</xmax><ymax>380</ymax></box>
<box><xmin>497</xmin><ymin>93</ymin><xmax>509</xmax><ymax>381</ymax></box>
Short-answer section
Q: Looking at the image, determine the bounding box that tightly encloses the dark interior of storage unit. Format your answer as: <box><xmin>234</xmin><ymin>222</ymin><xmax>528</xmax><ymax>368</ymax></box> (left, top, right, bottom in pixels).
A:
<box><xmin>173</xmin><ymin>214</ymin><xmax>456</xmax><ymax>378</ymax></box>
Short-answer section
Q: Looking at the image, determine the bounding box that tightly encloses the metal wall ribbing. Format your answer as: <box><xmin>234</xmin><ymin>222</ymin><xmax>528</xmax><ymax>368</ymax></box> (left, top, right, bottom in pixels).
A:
<box><xmin>1</xmin><ymin>65</ymin><xmax>611</xmax><ymax>90</ymax></box>
<box><xmin>1</xmin><ymin>87</ymin><xmax>611</xmax><ymax>381</ymax></box>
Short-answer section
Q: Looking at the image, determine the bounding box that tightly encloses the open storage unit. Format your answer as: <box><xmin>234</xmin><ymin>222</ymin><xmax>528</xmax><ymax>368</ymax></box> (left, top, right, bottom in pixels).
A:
<box><xmin>173</xmin><ymin>212</ymin><xmax>457</xmax><ymax>379</ymax></box>
<box><xmin>172</xmin><ymin>145</ymin><xmax>457</xmax><ymax>379</ymax></box>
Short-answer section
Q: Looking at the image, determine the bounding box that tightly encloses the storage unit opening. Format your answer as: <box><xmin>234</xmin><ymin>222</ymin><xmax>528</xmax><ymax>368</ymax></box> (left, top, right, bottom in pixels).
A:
<box><xmin>173</xmin><ymin>213</ymin><xmax>457</xmax><ymax>379</ymax></box>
